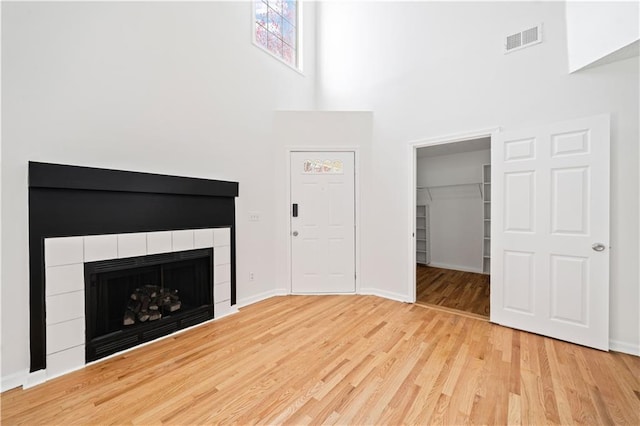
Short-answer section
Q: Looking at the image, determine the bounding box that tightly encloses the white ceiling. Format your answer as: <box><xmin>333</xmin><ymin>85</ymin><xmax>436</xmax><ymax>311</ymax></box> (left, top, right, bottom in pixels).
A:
<box><xmin>417</xmin><ymin>137</ymin><xmax>491</xmax><ymax>158</ymax></box>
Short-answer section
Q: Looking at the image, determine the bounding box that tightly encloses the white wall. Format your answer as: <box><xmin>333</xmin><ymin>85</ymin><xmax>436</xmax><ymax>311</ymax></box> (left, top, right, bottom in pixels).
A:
<box><xmin>1</xmin><ymin>1</ymin><xmax>317</xmax><ymax>386</ymax></box>
<box><xmin>417</xmin><ymin>149</ymin><xmax>490</xmax><ymax>272</ymax></box>
<box><xmin>566</xmin><ymin>1</ymin><xmax>640</xmax><ymax>72</ymax></box>
<box><xmin>318</xmin><ymin>1</ymin><xmax>639</xmax><ymax>352</ymax></box>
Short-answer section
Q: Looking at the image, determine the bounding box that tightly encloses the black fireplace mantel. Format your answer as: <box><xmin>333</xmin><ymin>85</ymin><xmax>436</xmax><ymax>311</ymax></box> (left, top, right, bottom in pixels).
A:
<box><xmin>29</xmin><ymin>162</ymin><xmax>238</xmax><ymax>197</ymax></box>
<box><xmin>29</xmin><ymin>162</ymin><xmax>239</xmax><ymax>372</ymax></box>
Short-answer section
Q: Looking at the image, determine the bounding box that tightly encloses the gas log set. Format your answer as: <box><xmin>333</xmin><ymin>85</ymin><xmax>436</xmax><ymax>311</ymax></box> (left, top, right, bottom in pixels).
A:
<box><xmin>123</xmin><ymin>285</ymin><xmax>182</xmax><ymax>326</ymax></box>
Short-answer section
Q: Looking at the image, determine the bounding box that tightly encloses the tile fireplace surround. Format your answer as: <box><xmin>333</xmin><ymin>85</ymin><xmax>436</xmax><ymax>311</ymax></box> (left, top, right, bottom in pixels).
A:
<box><xmin>27</xmin><ymin>162</ymin><xmax>239</xmax><ymax>388</ymax></box>
<box><xmin>40</xmin><ymin>228</ymin><xmax>234</xmax><ymax>386</ymax></box>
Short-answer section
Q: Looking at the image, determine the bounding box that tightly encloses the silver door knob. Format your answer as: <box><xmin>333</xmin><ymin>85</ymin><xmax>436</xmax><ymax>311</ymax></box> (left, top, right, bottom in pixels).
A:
<box><xmin>592</xmin><ymin>243</ymin><xmax>606</xmax><ymax>252</ymax></box>
<box><xmin>292</xmin><ymin>231</ymin><xmax>299</xmax><ymax>236</ymax></box>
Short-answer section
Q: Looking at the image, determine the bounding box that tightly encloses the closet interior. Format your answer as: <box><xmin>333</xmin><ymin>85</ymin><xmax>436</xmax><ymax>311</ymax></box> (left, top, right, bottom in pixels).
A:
<box><xmin>415</xmin><ymin>137</ymin><xmax>491</xmax><ymax>318</ymax></box>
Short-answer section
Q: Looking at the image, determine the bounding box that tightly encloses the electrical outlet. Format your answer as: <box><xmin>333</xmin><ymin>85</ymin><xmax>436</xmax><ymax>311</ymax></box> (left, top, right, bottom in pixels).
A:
<box><xmin>249</xmin><ymin>272</ymin><xmax>254</xmax><ymax>281</ymax></box>
<box><xmin>248</xmin><ymin>211</ymin><xmax>260</xmax><ymax>222</ymax></box>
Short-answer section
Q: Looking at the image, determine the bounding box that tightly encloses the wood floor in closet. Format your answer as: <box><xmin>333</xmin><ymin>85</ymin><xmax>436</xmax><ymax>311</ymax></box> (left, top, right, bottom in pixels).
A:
<box><xmin>2</xmin><ymin>295</ymin><xmax>638</xmax><ymax>425</ymax></box>
<box><xmin>416</xmin><ymin>264</ymin><xmax>490</xmax><ymax>318</ymax></box>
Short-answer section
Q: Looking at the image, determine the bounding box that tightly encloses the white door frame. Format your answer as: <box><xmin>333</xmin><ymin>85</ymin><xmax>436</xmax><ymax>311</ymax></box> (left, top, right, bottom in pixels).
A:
<box><xmin>286</xmin><ymin>147</ymin><xmax>360</xmax><ymax>295</ymax></box>
<box><xmin>407</xmin><ymin>128</ymin><xmax>501</xmax><ymax>303</ymax></box>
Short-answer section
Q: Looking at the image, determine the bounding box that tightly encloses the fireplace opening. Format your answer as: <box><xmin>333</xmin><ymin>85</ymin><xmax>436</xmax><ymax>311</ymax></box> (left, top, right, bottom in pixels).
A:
<box><xmin>85</xmin><ymin>248</ymin><xmax>214</xmax><ymax>362</ymax></box>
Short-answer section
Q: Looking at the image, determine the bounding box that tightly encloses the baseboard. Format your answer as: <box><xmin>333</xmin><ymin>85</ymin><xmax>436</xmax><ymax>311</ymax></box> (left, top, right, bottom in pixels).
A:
<box><xmin>609</xmin><ymin>339</ymin><xmax>640</xmax><ymax>356</ymax></box>
<box><xmin>23</xmin><ymin>369</ymin><xmax>47</xmax><ymax>390</ymax></box>
<box><xmin>1</xmin><ymin>370</ymin><xmax>28</xmax><ymax>392</ymax></box>
<box><xmin>214</xmin><ymin>307</ymin><xmax>239</xmax><ymax>320</ymax></box>
<box><xmin>236</xmin><ymin>288</ymin><xmax>288</xmax><ymax>309</ymax></box>
<box><xmin>45</xmin><ymin>363</ymin><xmax>86</xmax><ymax>383</ymax></box>
<box><xmin>359</xmin><ymin>287</ymin><xmax>410</xmax><ymax>303</ymax></box>
<box><xmin>427</xmin><ymin>262</ymin><xmax>483</xmax><ymax>274</ymax></box>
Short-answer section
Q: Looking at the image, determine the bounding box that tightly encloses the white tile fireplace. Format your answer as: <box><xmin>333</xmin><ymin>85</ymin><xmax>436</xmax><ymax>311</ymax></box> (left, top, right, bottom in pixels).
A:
<box><xmin>38</xmin><ymin>227</ymin><xmax>235</xmax><ymax>386</ymax></box>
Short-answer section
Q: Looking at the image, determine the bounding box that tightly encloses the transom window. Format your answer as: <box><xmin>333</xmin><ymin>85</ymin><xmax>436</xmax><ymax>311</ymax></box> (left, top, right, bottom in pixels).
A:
<box><xmin>254</xmin><ymin>0</ymin><xmax>299</xmax><ymax>69</ymax></box>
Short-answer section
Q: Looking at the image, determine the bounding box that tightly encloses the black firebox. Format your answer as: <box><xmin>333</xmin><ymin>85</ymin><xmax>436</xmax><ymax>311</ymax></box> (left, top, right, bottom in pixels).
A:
<box><xmin>85</xmin><ymin>248</ymin><xmax>214</xmax><ymax>362</ymax></box>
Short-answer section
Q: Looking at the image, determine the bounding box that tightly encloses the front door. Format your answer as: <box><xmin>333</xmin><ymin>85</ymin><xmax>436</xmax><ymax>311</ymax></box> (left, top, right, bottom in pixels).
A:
<box><xmin>491</xmin><ymin>115</ymin><xmax>610</xmax><ymax>350</ymax></box>
<box><xmin>290</xmin><ymin>151</ymin><xmax>355</xmax><ymax>293</ymax></box>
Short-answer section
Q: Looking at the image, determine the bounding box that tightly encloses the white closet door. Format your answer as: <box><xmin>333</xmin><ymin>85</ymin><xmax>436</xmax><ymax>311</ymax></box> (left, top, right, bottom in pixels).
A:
<box><xmin>491</xmin><ymin>115</ymin><xmax>610</xmax><ymax>350</ymax></box>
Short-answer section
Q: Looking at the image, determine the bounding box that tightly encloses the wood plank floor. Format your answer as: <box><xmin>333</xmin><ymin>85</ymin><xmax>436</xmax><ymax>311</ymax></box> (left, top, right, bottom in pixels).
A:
<box><xmin>2</xmin><ymin>295</ymin><xmax>638</xmax><ymax>425</ymax></box>
<box><xmin>417</xmin><ymin>265</ymin><xmax>490</xmax><ymax>318</ymax></box>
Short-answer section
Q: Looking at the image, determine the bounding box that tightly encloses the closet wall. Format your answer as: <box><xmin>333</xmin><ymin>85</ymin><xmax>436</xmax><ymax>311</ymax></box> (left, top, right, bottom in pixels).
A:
<box><xmin>417</xmin><ymin>149</ymin><xmax>490</xmax><ymax>273</ymax></box>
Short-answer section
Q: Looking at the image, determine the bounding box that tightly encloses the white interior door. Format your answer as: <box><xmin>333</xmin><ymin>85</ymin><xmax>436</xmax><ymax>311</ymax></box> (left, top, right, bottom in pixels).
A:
<box><xmin>290</xmin><ymin>152</ymin><xmax>355</xmax><ymax>293</ymax></box>
<box><xmin>491</xmin><ymin>115</ymin><xmax>610</xmax><ymax>350</ymax></box>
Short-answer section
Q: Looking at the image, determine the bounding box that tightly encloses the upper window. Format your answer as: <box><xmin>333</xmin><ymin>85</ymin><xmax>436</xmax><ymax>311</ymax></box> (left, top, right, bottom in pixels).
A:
<box><xmin>254</xmin><ymin>0</ymin><xmax>299</xmax><ymax>69</ymax></box>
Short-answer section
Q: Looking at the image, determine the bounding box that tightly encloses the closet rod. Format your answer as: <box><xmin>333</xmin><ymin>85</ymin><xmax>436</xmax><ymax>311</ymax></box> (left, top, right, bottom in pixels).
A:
<box><xmin>416</xmin><ymin>182</ymin><xmax>481</xmax><ymax>189</ymax></box>
<box><xmin>416</xmin><ymin>183</ymin><xmax>482</xmax><ymax>201</ymax></box>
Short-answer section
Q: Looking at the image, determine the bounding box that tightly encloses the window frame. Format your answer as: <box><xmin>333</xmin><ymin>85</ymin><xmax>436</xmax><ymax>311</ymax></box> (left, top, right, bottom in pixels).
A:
<box><xmin>252</xmin><ymin>0</ymin><xmax>303</xmax><ymax>73</ymax></box>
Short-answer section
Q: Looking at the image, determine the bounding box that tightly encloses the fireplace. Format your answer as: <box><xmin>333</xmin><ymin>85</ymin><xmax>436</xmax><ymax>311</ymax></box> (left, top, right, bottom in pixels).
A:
<box><xmin>29</xmin><ymin>162</ymin><xmax>238</xmax><ymax>380</ymax></box>
<box><xmin>85</xmin><ymin>248</ymin><xmax>214</xmax><ymax>362</ymax></box>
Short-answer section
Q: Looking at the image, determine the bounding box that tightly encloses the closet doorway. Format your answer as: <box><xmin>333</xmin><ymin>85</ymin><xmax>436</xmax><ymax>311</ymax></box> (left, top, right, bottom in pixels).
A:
<box><xmin>414</xmin><ymin>136</ymin><xmax>491</xmax><ymax>318</ymax></box>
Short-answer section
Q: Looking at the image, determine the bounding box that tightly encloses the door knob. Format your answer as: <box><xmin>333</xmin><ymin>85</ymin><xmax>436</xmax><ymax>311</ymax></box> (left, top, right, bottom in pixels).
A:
<box><xmin>592</xmin><ymin>243</ymin><xmax>606</xmax><ymax>252</ymax></box>
<box><xmin>292</xmin><ymin>231</ymin><xmax>299</xmax><ymax>236</ymax></box>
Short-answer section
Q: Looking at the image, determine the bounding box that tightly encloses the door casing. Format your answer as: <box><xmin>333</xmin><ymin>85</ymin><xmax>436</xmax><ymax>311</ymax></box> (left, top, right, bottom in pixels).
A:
<box><xmin>407</xmin><ymin>128</ymin><xmax>500</xmax><ymax>303</ymax></box>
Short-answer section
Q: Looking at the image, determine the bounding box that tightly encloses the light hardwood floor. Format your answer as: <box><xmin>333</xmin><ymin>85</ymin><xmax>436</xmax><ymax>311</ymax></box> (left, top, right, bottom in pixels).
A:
<box><xmin>2</xmin><ymin>295</ymin><xmax>638</xmax><ymax>425</ymax></box>
<box><xmin>417</xmin><ymin>265</ymin><xmax>490</xmax><ymax>318</ymax></box>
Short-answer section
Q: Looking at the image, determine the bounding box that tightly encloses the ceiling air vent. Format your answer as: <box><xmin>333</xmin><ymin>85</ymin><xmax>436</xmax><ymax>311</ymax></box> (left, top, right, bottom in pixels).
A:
<box><xmin>504</xmin><ymin>24</ymin><xmax>542</xmax><ymax>54</ymax></box>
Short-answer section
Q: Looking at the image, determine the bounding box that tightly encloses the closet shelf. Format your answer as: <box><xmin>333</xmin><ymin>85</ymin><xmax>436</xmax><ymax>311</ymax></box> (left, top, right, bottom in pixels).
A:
<box><xmin>482</xmin><ymin>163</ymin><xmax>491</xmax><ymax>274</ymax></box>
<box><xmin>417</xmin><ymin>182</ymin><xmax>482</xmax><ymax>201</ymax></box>
<box><xmin>416</xmin><ymin>204</ymin><xmax>430</xmax><ymax>265</ymax></box>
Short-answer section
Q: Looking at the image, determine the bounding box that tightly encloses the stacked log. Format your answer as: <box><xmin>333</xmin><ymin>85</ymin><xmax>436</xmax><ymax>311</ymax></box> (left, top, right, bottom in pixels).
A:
<box><xmin>123</xmin><ymin>285</ymin><xmax>181</xmax><ymax>326</ymax></box>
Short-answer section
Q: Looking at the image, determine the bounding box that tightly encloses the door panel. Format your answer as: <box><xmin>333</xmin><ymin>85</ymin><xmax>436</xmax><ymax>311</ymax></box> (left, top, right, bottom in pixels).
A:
<box><xmin>504</xmin><ymin>171</ymin><xmax>535</xmax><ymax>232</ymax></box>
<box><xmin>549</xmin><ymin>254</ymin><xmax>588</xmax><ymax>325</ymax></box>
<box><xmin>491</xmin><ymin>115</ymin><xmax>609</xmax><ymax>350</ymax></box>
<box><xmin>503</xmin><ymin>250</ymin><xmax>535</xmax><ymax>315</ymax></box>
<box><xmin>291</xmin><ymin>152</ymin><xmax>355</xmax><ymax>293</ymax></box>
<box><xmin>504</xmin><ymin>138</ymin><xmax>536</xmax><ymax>161</ymax></box>
<box><xmin>551</xmin><ymin>167</ymin><xmax>589</xmax><ymax>234</ymax></box>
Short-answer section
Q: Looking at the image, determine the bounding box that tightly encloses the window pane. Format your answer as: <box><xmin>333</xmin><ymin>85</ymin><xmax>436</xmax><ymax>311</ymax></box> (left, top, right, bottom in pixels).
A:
<box><xmin>267</xmin><ymin>31</ymin><xmax>283</xmax><ymax>57</ymax></box>
<box><xmin>282</xmin><ymin>19</ymin><xmax>295</xmax><ymax>48</ymax></box>
<box><xmin>283</xmin><ymin>0</ymin><xmax>296</xmax><ymax>24</ymax></box>
<box><xmin>283</xmin><ymin>43</ymin><xmax>296</xmax><ymax>65</ymax></box>
<box><xmin>255</xmin><ymin>23</ymin><xmax>268</xmax><ymax>48</ymax></box>
<box><xmin>268</xmin><ymin>0</ymin><xmax>283</xmax><ymax>14</ymax></box>
<box><xmin>255</xmin><ymin>0</ymin><xmax>268</xmax><ymax>27</ymax></box>
<box><xmin>302</xmin><ymin>159</ymin><xmax>343</xmax><ymax>174</ymax></box>
<box><xmin>267</xmin><ymin>7</ymin><xmax>283</xmax><ymax>38</ymax></box>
